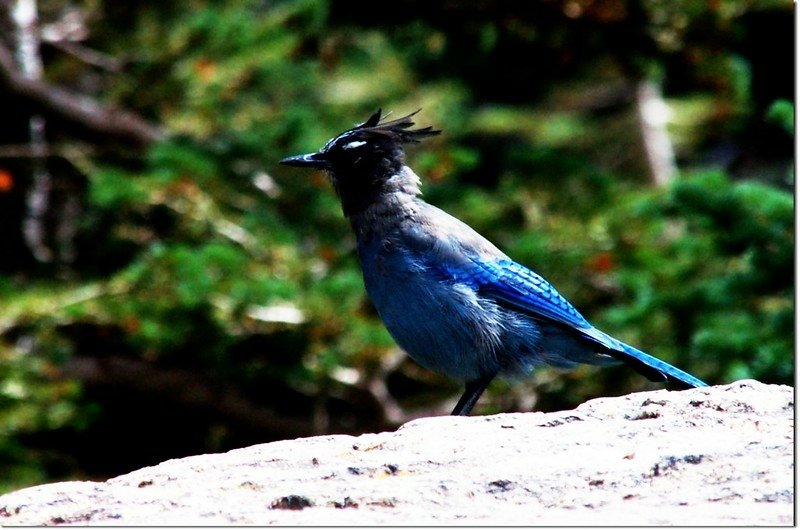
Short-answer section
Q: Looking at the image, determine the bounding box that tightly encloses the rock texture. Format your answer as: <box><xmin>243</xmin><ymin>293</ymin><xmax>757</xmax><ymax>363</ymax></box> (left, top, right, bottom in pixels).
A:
<box><xmin>0</xmin><ymin>380</ymin><xmax>793</xmax><ymax>525</ymax></box>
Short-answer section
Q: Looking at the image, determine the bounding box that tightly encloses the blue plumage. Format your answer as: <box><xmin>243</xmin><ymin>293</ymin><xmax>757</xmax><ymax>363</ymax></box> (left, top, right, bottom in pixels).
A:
<box><xmin>456</xmin><ymin>257</ymin><xmax>592</xmax><ymax>329</ymax></box>
<box><xmin>281</xmin><ymin>110</ymin><xmax>708</xmax><ymax>415</ymax></box>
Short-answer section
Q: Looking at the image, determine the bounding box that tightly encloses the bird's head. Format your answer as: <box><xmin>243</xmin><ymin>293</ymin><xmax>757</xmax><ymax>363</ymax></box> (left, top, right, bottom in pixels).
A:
<box><xmin>280</xmin><ymin>109</ymin><xmax>440</xmax><ymax>216</ymax></box>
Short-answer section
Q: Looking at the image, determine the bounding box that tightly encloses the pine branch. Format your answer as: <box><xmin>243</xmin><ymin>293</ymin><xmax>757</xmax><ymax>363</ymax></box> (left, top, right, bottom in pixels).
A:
<box><xmin>0</xmin><ymin>40</ymin><xmax>165</xmax><ymax>145</ymax></box>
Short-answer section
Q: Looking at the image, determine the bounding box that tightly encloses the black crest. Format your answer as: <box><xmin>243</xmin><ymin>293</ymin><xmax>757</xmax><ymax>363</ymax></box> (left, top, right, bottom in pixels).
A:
<box><xmin>338</xmin><ymin>108</ymin><xmax>441</xmax><ymax>146</ymax></box>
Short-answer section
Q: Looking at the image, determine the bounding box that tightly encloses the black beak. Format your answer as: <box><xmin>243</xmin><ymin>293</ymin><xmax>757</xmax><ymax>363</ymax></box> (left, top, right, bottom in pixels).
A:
<box><xmin>279</xmin><ymin>152</ymin><xmax>329</xmax><ymax>169</ymax></box>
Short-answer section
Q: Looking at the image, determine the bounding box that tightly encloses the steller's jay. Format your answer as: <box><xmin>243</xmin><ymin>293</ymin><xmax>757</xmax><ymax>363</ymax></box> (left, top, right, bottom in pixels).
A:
<box><xmin>281</xmin><ymin>110</ymin><xmax>707</xmax><ymax>416</ymax></box>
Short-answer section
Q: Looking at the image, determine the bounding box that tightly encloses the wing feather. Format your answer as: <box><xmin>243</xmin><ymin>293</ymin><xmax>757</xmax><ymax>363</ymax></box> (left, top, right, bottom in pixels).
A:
<box><xmin>454</xmin><ymin>257</ymin><xmax>593</xmax><ymax>331</ymax></box>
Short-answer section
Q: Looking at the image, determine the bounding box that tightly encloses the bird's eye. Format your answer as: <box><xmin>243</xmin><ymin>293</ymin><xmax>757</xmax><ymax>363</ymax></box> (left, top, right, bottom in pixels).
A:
<box><xmin>343</xmin><ymin>140</ymin><xmax>367</xmax><ymax>150</ymax></box>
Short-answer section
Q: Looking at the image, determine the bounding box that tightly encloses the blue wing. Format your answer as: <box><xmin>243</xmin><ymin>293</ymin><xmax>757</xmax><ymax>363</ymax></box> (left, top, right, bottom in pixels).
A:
<box><xmin>446</xmin><ymin>256</ymin><xmax>707</xmax><ymax>388</ymax></box>
<box><xmin>461</xmin><ymin>257</ymin><xmax>593</xmax><ymax>331</ymax></box>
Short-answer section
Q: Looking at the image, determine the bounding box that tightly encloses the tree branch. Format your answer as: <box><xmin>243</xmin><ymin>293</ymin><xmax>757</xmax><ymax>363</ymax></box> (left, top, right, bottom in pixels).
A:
<box><xmin>0</xmin><ymin>41</ymin><xmax>165</xmax><ymax>145</ymax></box>
<box><xmin>0</xmin><ymin>142</ymin><xmax>95</xmax><ymax>159</ymax></box>
<box><xmin>46</xmin><ymin>39</ymin><xmax>124</xmax><ymax>72</ymax></box>
<box><xmin>54</xmin><ymin>355</ymin><xmax>319</xmax><ymax>440</ymax></box>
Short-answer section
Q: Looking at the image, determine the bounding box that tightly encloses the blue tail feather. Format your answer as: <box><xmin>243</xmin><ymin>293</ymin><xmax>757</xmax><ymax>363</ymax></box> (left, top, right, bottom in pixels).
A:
<box><xmin>618</xmin><ymin>342</ymin><xmax>707</xmax><ymax>388</ymax></box>
<box><xmin>582</xmin><ymin>326</ymin><xmax>707</xmax><ymax>388</ymax></box>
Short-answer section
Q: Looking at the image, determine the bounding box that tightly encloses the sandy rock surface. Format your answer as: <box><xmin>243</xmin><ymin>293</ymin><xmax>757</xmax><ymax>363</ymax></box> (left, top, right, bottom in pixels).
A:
<box><xmin>0</xmin><ymin>379</ymin><xmax>793</xmax><ymax>525</ymax></box>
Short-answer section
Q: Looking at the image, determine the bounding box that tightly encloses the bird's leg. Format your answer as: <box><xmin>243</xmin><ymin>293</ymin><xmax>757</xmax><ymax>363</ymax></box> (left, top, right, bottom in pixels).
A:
<box><xmin>451</xmin><ymin>375</ymin><xmax>495</xmax><ymax>416</ymax></box>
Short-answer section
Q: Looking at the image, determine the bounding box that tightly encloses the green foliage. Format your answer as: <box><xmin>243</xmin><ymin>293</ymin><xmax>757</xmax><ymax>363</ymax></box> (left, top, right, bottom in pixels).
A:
<box><xmin>767</xmin><ymin>99</ymin><xmax>794</xmax><ymax>135</ymax></box>
<box><xmin>0</xmin><ymin>0</ymin><xmax>792</xmax><ymax>492</ymax></box>
<box><xmin>0</xmin><ymin>319</ymin><xmax>87</xmax><ymax>493</ymax></box>
<box><xmin>599</xmin><ymin>171</ymin><xmax>792</xmax><ymax>385</ymax></box>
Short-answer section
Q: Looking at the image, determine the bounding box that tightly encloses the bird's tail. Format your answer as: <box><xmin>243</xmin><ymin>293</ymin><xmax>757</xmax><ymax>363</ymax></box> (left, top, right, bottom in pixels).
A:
<box><xmin>582</xmin><ymin>327</ymin><xmax>708</xmax><ymax>389</ymax></box>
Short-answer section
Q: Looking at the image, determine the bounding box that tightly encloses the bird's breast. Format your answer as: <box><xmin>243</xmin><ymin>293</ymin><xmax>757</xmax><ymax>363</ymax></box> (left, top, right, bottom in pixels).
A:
<box><xmin>357</xmin><ymin>238</ymin><xmax>505</xmax><ymax>381</ymax></box>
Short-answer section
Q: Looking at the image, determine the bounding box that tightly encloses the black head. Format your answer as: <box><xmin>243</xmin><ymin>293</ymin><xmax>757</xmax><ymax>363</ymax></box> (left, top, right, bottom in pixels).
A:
<box><xmin>280</xmin><ymin>109</ymin><xmax>440</xmax><ymax>215</ymax></box>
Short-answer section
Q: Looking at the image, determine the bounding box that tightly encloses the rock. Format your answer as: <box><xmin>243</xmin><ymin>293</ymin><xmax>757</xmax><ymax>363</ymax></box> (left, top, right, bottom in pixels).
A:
<box><xmin>0</xmin><ymin>380</ymin><xmax>793</xmax><ymax>525</ymax></box>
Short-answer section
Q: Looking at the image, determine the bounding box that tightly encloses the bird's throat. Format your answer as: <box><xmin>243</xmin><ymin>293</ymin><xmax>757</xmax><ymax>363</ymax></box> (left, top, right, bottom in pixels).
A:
<box><xmin>344</xmin><ymin>166</ymin><xmax>423</xmax><ymax>239</ymax></box>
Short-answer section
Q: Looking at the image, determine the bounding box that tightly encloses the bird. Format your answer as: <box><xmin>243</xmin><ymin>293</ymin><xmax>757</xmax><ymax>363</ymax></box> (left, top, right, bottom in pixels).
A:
<box><xmin>280</xmin><ymin>109</ymin><xmax>708</xmax><ymax>416</ymax></box>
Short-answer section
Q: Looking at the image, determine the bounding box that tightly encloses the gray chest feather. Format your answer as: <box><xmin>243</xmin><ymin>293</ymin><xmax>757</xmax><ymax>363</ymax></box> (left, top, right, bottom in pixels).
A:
<box><xmin>358</xmin><ymin>235</ymin><xmax>505</xmax><ymax>381</ymax></box>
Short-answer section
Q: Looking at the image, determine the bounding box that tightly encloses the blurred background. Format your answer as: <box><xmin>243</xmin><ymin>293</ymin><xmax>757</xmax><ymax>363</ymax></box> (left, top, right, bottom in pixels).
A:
<box><xmin>0</xmin><ymin>0</ymin><xmax>793</xmax><ymax>493</ymax></box>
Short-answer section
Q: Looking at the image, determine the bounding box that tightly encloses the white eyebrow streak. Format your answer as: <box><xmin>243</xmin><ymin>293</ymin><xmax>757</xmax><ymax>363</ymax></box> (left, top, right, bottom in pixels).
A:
<box><xmin>343</xmin><ymin>140</ymin><xmax>367</xmax><ymax>150</ymax></box>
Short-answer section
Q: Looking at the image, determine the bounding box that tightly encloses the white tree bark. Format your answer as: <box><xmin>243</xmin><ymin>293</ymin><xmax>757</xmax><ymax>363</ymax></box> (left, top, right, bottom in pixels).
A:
<box><xmin>635</xmin><ymin>80</ymin><xmax>677</xmax><ymax>186</ymax></box>
<box><xmin>13</xmin><ymin>0</ymin><xmax>53</xmax><ymax>262</ymax></box>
